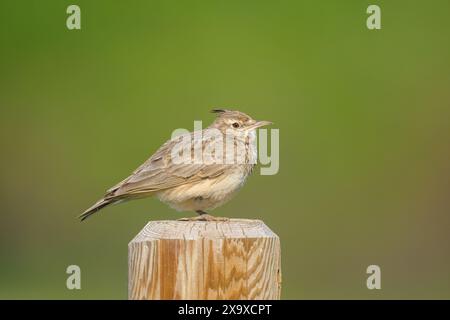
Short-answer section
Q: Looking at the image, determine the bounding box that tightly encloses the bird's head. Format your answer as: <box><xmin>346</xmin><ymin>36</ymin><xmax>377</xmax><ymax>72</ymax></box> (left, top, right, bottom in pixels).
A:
<box><xmin>209</xmin><ymin>109</ymin><xmax>272</xmax><ymax>133</ymax></box>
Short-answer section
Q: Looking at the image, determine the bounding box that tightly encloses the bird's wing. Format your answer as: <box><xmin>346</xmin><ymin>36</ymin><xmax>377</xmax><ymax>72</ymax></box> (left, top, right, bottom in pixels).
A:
<box><xmin>105</xmin><ymin>132</ymin><xmax>228</xmax><ymax>198</ymax></box>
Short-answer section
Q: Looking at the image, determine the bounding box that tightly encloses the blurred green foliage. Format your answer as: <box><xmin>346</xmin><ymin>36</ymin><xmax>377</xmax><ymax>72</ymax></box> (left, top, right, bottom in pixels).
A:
<box><xmin>1</xmin><ymin>0</ymin><xmax>449</xmax><ymax>299</ymax></box>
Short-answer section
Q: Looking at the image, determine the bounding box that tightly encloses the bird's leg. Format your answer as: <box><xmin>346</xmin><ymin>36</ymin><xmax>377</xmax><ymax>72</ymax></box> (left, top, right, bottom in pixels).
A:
<box><xmin>177</xmin><ymin>210</ymin><xmax>229</xmax><ymax>221</ymax></box>
<box><xmin>196</xmin><ymin>210</ymin><xmax>230</xmax><ymax>221</ymax></box>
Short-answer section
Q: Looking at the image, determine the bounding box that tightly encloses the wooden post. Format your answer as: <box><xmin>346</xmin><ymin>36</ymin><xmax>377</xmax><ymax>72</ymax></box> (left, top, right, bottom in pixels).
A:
<box><xmin>128</xmin><ymin>219</ymin><xmax>281</xmax><ymax>300</ymax></box>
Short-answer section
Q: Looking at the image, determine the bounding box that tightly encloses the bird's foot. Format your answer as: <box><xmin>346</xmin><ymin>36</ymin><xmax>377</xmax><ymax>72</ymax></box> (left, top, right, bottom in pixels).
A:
<box><xmin>178</xmin><ymin>214</ymin><xmax>229</xmax><ymax>222</ymax></box>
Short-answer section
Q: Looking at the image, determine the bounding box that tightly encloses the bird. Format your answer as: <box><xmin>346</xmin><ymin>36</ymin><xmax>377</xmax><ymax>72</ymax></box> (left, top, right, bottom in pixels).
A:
<box><xmin>80</xmin><ymin>109</ymin><xmax>272</xmax><ymax>221</ymax></box>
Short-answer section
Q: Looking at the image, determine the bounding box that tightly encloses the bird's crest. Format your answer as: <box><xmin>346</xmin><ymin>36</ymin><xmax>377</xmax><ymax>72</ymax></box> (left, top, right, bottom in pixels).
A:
<box><xmin>211</xmin><ymin>108</ymin><xmax>229</xmax><ymax>114</ymax></box>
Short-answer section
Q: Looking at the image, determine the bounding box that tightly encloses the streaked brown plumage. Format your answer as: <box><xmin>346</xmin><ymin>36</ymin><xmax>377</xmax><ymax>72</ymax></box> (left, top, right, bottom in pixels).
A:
<box><xmin>80</xmin><ymin>109</ymin><xmax>271</xmax><ymax>221</ymax></box>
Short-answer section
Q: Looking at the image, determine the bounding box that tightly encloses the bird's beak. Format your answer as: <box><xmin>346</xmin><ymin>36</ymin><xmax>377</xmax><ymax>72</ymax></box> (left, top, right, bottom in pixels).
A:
<box><xmin>248</xmin><ymin>120</ymin><xmax>273</xmax><ymax>130</ymax></box>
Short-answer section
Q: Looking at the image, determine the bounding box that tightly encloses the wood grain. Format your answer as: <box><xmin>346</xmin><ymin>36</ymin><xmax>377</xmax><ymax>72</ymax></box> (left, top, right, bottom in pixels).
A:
<box><xmin>128</xmin><ymin>219</ymin><xmax>281</xmax><ymax>300</ymax></box>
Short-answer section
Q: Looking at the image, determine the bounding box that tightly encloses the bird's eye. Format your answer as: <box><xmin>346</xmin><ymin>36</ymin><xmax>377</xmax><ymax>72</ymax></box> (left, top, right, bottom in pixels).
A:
<box><xmin>232</xmin><ymin>122</ymin><xmax>240</xmax><ymax>128</ymax></box>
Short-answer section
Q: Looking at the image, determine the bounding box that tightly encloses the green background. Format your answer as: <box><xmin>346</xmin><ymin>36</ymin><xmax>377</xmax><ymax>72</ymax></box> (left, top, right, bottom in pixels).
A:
<box><xmin>1</xmin><ymin>0</ymin><xmax>449</xmax><ymax>299</ymax></box>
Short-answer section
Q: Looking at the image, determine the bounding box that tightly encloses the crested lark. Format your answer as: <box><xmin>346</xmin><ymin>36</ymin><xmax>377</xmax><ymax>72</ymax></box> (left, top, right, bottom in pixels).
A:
<box><xmin>80</xmin><ymin>109</ymin><xmax>272</xmax><ymax>221</ymax></box>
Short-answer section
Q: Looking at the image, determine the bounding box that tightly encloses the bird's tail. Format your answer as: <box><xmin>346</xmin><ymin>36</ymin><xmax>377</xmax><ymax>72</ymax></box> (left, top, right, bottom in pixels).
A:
<box><xmin>79</xmin><ymin>197</ymin><xmax>119</xmax><ymax>221</ymax></box>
